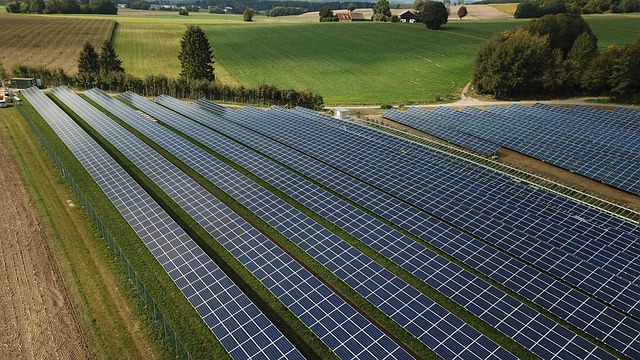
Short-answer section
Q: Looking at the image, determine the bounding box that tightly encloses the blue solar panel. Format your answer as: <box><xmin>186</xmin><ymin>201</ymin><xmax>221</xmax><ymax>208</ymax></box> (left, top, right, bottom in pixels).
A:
<box><xmin>63</xmin><ymin>87</ymin><xmax>415</xmax><ymax>360</ymax></box>
<box><xmin>383</xmin><ymin>108</ymin><xmax>500</xmax><ymax>154</ymax></box>
<box><xmin>23</xmin><ymin>87</ymin><xmax>304</xmax><ymax>360</ymax></box>
<box><xmin>154</xmin><ymin>95</ymin><xmax>615</xmax><ymax>360</ymax></box>
<box><xmin>219</xmin><ymin>105</ymin><xmax>640</xmax><ymax>316</ymax></box>
<box><xmin>189</xmin><ymin>99</ymin><xmax>640</xmax><ymax>357</ymax></box>
<box><xmin>110</xmin><ymin>90</ymin><xmax>514</xmax><ymax>360</ymax></box>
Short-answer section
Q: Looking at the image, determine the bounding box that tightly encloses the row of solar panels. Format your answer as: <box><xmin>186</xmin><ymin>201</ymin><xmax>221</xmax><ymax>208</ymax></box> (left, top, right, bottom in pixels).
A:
<box><xmin>187</xmin><ymin>99</ymin><xmax>640</xmax><ymax>356</ymax></box>
<box><xmin>383</xmin><ymin>105</ymin><xmax>640</xmax><ymax>194</ymax></box>
<box><xmin>23</xmin><ymin>86</ymin><xmax>640</xmax><ymax>359</ymax></box>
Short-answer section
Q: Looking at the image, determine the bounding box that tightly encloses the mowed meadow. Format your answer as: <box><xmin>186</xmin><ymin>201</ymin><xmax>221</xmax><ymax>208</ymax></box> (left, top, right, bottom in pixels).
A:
<box><xmin>2</xmin><ymin>8</ymin><xmax>639</xmax><ymax>104</ymax></box>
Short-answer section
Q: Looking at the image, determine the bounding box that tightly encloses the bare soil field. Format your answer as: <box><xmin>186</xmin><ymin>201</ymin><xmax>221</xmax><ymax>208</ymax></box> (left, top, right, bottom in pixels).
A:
<box><xmin>447</xmin><ymin>5</ymin><xmax>514</xmax><ymax>20</ymax></box>
<box><xmin>0</xmin><ymin>119</ymin><xmax>89</xmax><ymax>359</ymax></box>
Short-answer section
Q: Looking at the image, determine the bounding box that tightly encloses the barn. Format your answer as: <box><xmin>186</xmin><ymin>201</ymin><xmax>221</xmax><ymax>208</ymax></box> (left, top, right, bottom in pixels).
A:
<box><xmin>398</xmin><ymin>10</ymin><xmax>417</xmax><ymax>23</ymax></box>
<box><xmin>336</xmin><ymin>13</ymin><xmax>352</xmax><ymax>21</ymax></box>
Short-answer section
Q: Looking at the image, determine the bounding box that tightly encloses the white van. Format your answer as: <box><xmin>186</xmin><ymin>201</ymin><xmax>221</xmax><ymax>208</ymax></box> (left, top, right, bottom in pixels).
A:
<box><xmin>0</xmin><ymin>99</ymin><xmax>7</xmax><ymax>108</ymax></box>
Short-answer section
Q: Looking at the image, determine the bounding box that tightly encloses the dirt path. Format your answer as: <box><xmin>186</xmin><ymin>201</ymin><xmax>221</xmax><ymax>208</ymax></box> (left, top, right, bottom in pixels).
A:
<box><xmin>0</xmin><ymin>125</ymin><xmax>89</xmax><ymax>359</ymax></box>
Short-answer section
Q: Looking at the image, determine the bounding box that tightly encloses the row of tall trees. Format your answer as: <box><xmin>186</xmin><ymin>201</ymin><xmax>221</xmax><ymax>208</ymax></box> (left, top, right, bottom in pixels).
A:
<box><xmin>77</xmin><ymin>41</ymin><xmax>125</xmax><ymax>85</ymax></box>
<box><xmin>472</xmin><ymin>14</ymin><xmax>639</xmax><ymax>103</ymax></box>
<box><xmin>192</xmin><ymin>0</ymin><xmax>374</xmax><ymax>13</ymax></box>
<box><xmin>5</xmin><ymin>0</ymin><xmax>117</xmax><ymax>14</ymax></box>
<box><xmin>515</xmin><ymin>0</ymin><xmax>640</xmax><ymax>18</ymax></box>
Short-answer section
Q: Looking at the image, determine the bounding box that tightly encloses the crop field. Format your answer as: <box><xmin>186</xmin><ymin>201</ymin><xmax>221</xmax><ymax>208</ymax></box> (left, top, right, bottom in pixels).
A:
<box><xmin>0</xmin><ymin>14</ymin><xmax>114</xmax><ymax>74</ymax></box>
<box><xmin>2</xmin><ymin>9</ymin><xmax>638</xmax><ymax>105</ymax></box>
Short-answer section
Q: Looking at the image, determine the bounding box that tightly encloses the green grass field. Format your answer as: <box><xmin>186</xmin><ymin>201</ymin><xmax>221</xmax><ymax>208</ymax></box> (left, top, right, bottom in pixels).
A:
<box><xmin>110</xmin><ymin>12</ymin><xmax>638</xmax><ymax>105</ymax></box>
<box><xmin>2</xmin><ymin>9</ymin><xmax>638</xmax><ymax>105</ymax></box>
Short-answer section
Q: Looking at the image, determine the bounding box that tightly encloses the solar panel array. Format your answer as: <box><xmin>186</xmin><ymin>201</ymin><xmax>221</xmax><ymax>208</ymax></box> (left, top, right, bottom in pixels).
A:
<box><xmin>112</xmin><ymin>90</ymin><xmax>515</xmax><ymax>360</ymax></box>
<box><xmin>26</xmin><ymin>84</ymin><xmax>640</xmax><ymax>359</ymax></box>
<box><xmin>384</xmin><ymin>108</ymin><xmax>501</xmax><ymax>155</ymax></box>
<box><xmin>189</xmin><ymin>99</ymin><xmax>640</xmax><ymax>358</ymax></box>
<box><xmin>22</xmin><ymin>87</ymin><xmax>304</xmax><ymax>360</ymax></box>
<box><xmin>383</xmin><ymin>105</ymin><xmax>640</xmax><ymax>194</ymax></box>
<box><xmin>56</xmin><ymin>86</ymin><xmax>411</xmax><ymax>360</ymax></box>
<box><xmin>214</xmin><ymin>104</ymin><xmax>640</xmax><ymax>318</ymax></box>
<box><xmin>153</xmin><ymin>94</ymin><xmax>622</xmax><ymax>360</ymax></box>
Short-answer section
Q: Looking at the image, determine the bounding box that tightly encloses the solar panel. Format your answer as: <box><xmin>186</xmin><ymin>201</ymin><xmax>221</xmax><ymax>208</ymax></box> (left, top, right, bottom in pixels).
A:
<box><xmin>190</xmin><ymin>99</ymin><xmax>640</xmax><ymax>358</ymax></box>
<box><xmin>192</xmin><ymin>101</ymin><xmax>633</xmax><ymax>354</ymax></box>
<box><xmin>55</xmin><ymin>86</ymin><xmax>411</xmax><ymax>360</ymax></box>
<box><xmin>23</xmin><ymin>87</ymin><xmax>304</xmax><ymax>360</ymax></box>
<box><xmin>220</xmin><ymin>105</ymin><xmax>640</xmax><ymax>311</ymax></box>
<box><xmin>110</xmin><ymin>90</ymin><xmax>515</xmax><ymax>360</ymax></box>
<box><xmin>153</xmin><ymin>95</ymin><xmax>621</xmax><ymax>360</ymax></box>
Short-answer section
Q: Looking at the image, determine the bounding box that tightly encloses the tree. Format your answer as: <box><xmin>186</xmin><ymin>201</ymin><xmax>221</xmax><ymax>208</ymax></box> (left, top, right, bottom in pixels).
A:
<box><xmin>582</xmin><ymin>45</ymin><xmax>621</xmax><ymax>94</ymax></box>
<box><xmin>179</xmin><ymin>8</ymin><xmax>188</xmax><ymax>15</ymax></box>
<box><xmin>415</xmin><ymin>0</ymin><xmax>449</xmax><ymax>30</ymax></box>
<box><xmin>619</xmin><ymin>0</ymin><xmax>640</xmax><ymax>12</ymax></box>
<box><xmin>130</xmin><ymin>0</ymin><xmax>150</xmax><ymax>10</ymax></box>
<box><xmin>565</xmin><ymin>31</ymin><xmax>598</xmax><ymax>88</ymax></box>
<box><xmin>178</xmin><ymin>25</ymin><xmax>215</xmax><ymax>81</ymax></box>
<box><xmin>98</xmin><ymin>41</ymin><xmax>124</xmax><ymax>73</ymax></box>
<box><xmin>540</xmin><ymin>0</ymin><xmax>566</xmax><ymax>14</ymax></box>
<box><xmin>6</xmin><ymin>1</ymin><xmax>21</xmax><ymax>13</ymax></box>
<box><xmin>525</xmin><ymin>13</ymin><xmax>595</xmax><ymax>57</ymax></box>
<box><xmin>514</xmin><ymin>1</ymin><xmax>541</xmax><ymax>18</ymax></box>
<box><xmin>242</xmin><ymin>7</ymin><xmax>254</xmax><ymax>21</ymax></box>
<box><xmin>77</xmin><ymin>42</ymin><xmax>100</xmax><ymax>84</ymax></box>
<box><xmin>45</xmin><ymin>0</ymin><xmax>80</xmax><ymax>13</ymax></box>
<box><xmin>608</xmin><ymin>38</ymin><xmax>640</xmax><ymax>103</ymax></box>
<box><xmin>319</xmin><ymin>5</ymin><xmax>333</xmax><ymax>21</ymax></box>
<box><xmin>472</xmin><ymin>28</ymin><xmax>552</xmax><ymax>98</ymax></box>
<box><xmin>347</xmin><ymin>2</ymin><xmax>356</xmax><ymax>12</ymax></box>
<box><xmin>90</xmin><ymin>0</ymin><xmax>116</xmax><ymax>14</ymax></box>
<box><xmin>457</xmin><ymin>5</ymin><xmax>467</xmax><ymax>19</ymax></box>
<box><xmin>373</xmin><ymin>0</ymin><xmax>391</xmax><ymax>17</ymax></box>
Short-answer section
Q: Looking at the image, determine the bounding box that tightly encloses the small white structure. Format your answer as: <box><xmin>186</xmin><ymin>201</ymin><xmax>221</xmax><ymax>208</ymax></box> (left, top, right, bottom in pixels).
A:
<box><xmin>334</xmin><ymin>108</ymin><xmax>350</xmax><ymax>119</ymax></box>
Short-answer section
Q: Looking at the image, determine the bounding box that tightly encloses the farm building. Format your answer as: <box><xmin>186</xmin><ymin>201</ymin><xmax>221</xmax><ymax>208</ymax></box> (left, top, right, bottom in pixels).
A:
<box><xmin>399</xmin><ymin>10</ymin><xmax>417</xmax><ymax>23</ymax></box>
<box><xmin>337</xmin><ymin>13</ymin><xmax>352</xmax><ymax>21</ymax></box>
<box><xmin>350</xmin><ymin>12</ymin><xmax>367</xmax><ymax>21</ymax></box>
<box><xmin>10</xmin><ymin>77</ymin><xmax>36</xmax><ymax>89</ymax></box>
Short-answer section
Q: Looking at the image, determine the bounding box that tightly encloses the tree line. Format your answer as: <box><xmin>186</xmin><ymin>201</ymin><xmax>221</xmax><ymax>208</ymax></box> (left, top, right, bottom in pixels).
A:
<box><xmin>515</xmin><ymin>0</ymin><xmax>640</xmax><ymax>18</ymax></box>
<box><xmin>193</xmin><ymin>0</ymin><xmax>374</xmax><ymax>13</ymax></box>
<box><xmin>5</xmin><ymin>0</ymin><xmax>117</xmax><ymax>14</ymax></box>
<box><xmin>472</xmin><ymin>14</ymin><xmax>640</xmax><ymax>104</ymax></box>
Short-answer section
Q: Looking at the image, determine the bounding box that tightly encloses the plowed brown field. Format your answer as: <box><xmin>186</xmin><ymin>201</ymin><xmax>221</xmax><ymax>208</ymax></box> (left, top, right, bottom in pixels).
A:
<box><xmin>0</xmin><ymin>119</ymin><xmax>89</xmax><ymax>359</ymax></box>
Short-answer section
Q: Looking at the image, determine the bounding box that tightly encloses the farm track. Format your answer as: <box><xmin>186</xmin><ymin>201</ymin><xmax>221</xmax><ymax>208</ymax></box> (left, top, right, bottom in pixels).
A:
<box><xmin>0</xmin><ymin>115</ymin><xmax>89</xmax><ymax>360</ymax></box>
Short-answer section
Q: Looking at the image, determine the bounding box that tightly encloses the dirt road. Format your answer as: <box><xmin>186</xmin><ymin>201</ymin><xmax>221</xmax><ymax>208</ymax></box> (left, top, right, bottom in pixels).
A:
<box><xmin>0</xmin><ymin>126</ymin><xmax>89</xmax><ymax>359</ymax></box>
